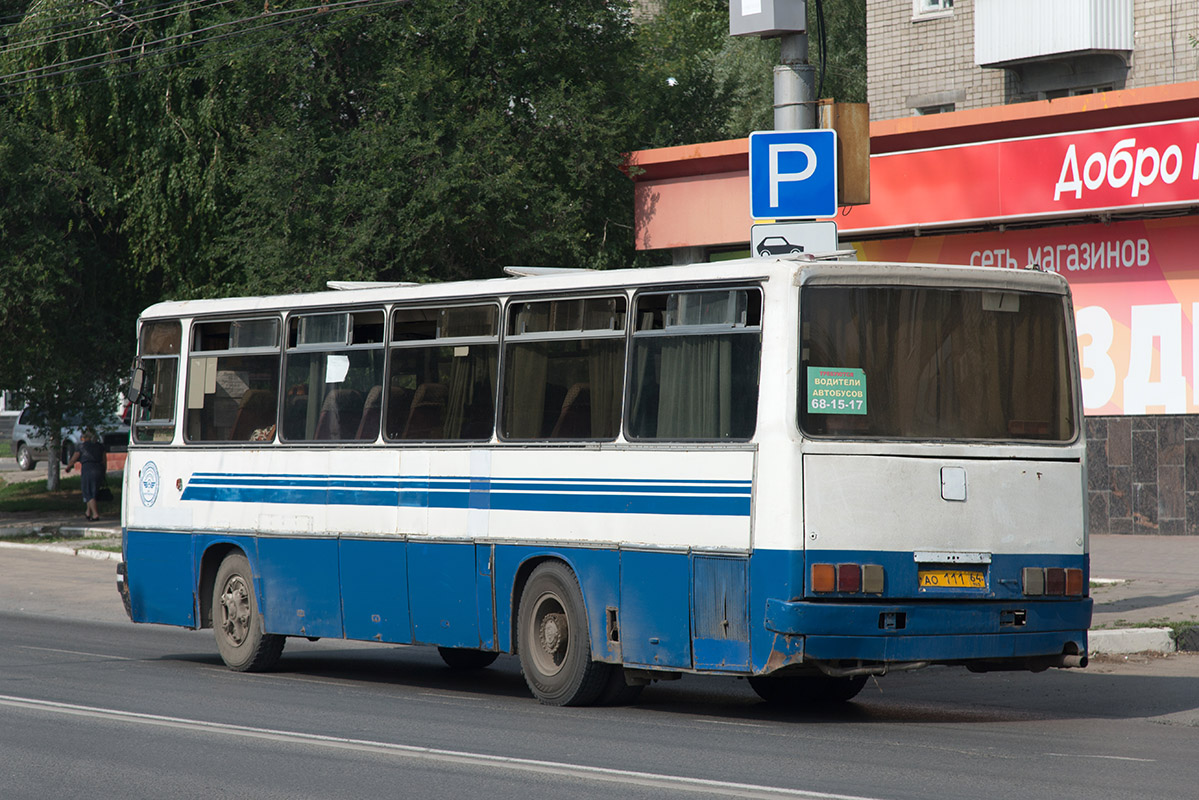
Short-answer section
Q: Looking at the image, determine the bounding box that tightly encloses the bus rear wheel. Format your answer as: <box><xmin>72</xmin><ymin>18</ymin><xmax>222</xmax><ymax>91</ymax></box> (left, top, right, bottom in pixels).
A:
<box><xmin>212</xmin><ymin>553</ymin><xmax>284</xmax><ymax>672</ymax></box>
<box><xmin>748</xmin><ymin>674</ymin><xmax>867</xmax><ymax>706</ymax></box>
<box><xmin>517</xmin><ymin>562</ymin><xmax>610</xmax><ymax>706</ymax></box>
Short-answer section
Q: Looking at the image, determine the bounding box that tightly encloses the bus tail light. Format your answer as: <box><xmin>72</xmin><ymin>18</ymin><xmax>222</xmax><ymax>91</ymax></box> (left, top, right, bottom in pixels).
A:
<box><xmin>862</xmin><ymin>564</ymin><xmax>885</xmax><ymax>594</ymax></box>
<box><xmin>811</xmin><ymin>564</ymin><xmax>836</xmax><ymax>593</ymax></box>
<box><xmin>1023</xmin><ymin>567</ymin><xmax>1085</xmax><ymax>596</ymax></box>
<box><xmin>838</xmin><ymin>564</ymin><xmax>861</xmax><ymax>593</ymax></box>
<box><xmin>1023</xmin><ymin>567</ymin><xmax>1045</xmax><ymax>595</ymax></box>
<box><xmin>1065</xmin><ymin>568</ymin><xmax>1084</xmax><ymax>596</ymax></box>
<box><xmin>811</xmin><ymin>563</ymin><xmax>885</xmax><ymax>594</ymax></box>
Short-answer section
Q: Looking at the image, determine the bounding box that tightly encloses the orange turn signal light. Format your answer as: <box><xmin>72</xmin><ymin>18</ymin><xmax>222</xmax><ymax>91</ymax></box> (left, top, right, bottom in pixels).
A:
<box><xmin>811</xmin><ymin>563</ymin><xmax>836</xmax><ymax>593</ymax></box>
<box><xmin>1065</xmin><ymin>568</ymin><xmax>1084</xmax><ymax>596</ymax></box>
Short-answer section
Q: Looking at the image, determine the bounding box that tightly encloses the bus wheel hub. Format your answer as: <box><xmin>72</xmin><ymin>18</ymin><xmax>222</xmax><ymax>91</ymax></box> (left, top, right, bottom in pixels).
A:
<box><xmin>539</xmin><ymin>613</ymin><xmax>566</xmax><ymax>655</ymax></box>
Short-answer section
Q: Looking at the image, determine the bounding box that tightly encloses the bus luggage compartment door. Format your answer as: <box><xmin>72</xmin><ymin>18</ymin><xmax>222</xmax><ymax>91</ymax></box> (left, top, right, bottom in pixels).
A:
<box><xmin>691</xmin><ymin>555</ymin><xmax>750</xmax><ymax>670</ymax></box>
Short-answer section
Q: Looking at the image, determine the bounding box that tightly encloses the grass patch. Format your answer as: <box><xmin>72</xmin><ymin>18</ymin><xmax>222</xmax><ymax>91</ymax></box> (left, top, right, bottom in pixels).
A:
<box><xmin>1103</xmin><ymin>617</ymin><xmax>1199</xmax><ymax>642</ymax></box>
<box><xmin>0</xmin><ymin>441</ymin><xmax>11</xmax><ymax>459</ymax></box>
<box><xmin>0</xmin><ymin>474</ymin><xmax>122</xmax><ymax>514</ymax></box>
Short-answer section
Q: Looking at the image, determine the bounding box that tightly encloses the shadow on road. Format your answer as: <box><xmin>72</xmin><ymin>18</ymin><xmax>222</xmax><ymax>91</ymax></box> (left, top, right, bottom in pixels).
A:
<box><xmin>147</xmin><ymin>633</ymin><xmax>1199</xmax><ymax>727</ymax></box>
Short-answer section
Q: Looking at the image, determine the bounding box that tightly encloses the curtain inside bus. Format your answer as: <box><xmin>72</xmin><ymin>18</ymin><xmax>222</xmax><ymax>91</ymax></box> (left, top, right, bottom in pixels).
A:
<box><xmin>799</xmin><ymin>286</ymin><xmax>1076</xmax><ymax>441</ymax></box>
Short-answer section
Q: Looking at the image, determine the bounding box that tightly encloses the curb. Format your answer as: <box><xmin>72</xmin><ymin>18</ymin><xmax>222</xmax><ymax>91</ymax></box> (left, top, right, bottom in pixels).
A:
<box><xmin>1088</xmin><ymin>627</ymin><xmax>1176</xmax><ymax>655</ymax></box>
<box><xmin>0</xmin><ymin>539</ymin><xmax>121</xmax><ymax>562</ymax></box>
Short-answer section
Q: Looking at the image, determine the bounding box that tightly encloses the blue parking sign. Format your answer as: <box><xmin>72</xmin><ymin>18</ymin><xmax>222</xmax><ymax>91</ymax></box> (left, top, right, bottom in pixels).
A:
<box><xmin>748</xmin><ymin>130</ymin><xmax>838</xmax><ymax>220</ymax></box>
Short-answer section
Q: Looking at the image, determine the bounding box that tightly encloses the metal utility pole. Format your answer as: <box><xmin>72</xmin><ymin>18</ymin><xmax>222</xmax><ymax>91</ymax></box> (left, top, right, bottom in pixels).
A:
<box><xmin>774</xmin><ymin>32</ymin><xmax>816</xmax><ymax>132</ymax></box>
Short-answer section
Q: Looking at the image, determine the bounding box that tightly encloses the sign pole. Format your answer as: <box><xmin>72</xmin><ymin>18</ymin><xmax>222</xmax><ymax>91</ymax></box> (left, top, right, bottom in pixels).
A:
<box><xmin>774</xmin><ymin>33</ymin><xmax>815</xmax><ymax>132</ymax></box>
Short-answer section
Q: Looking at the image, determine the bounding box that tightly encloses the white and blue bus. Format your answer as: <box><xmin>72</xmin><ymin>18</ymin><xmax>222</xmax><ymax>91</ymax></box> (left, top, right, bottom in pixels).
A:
<box><xmin>118</xmin><ymin>256</ymin><xmax>1091</xmax><ymax>706</ymax></box>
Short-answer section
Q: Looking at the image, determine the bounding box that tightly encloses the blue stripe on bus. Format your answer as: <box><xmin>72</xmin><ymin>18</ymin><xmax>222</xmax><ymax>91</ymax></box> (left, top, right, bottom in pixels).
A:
<box><xmin>179</xmin><ymin>472</ymin><xmax>753</xmax><ymax>517</ymax></box>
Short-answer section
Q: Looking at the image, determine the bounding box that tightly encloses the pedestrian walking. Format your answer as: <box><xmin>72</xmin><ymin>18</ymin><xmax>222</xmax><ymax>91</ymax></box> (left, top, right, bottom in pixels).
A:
<box><xmin>65</xmin><ymin>429</ymin><xmax>107</xmax><ymax>521</ymax></box>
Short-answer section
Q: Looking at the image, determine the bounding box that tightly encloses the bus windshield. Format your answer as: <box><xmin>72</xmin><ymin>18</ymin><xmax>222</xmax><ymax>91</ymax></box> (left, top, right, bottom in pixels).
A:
<box><xmin>800</xmin><ymin>285</ymin><xmax>1077</xmax><ymax>442</ymax></box>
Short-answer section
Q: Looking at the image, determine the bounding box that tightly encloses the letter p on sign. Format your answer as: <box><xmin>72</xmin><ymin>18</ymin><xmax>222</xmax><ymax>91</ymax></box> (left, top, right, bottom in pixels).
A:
<box><xmin>749</xmin><ymin>130</ymin><xmax>838</xmax><ymax>220</ymax></box>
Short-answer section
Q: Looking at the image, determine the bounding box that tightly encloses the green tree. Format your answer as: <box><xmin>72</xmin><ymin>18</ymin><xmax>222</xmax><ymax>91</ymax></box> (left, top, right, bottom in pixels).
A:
<box><xmin>212</xmin><ymin>0</ymin><xmax>645</xmax><ymax>290</ymax></box>
<box><xmin>631</xmin><ymin>0</ymin><xmax>865</xmax><ymax>148</ymax></box>
<box><xmin>0</xmin><ymin>112</ymin><xmax>127</xmax><ymax>489</ymax></box>
<box><xmin>808</xmin><ymin>0</ymin><xmax>867</xmax><ymax>106</ymax></box>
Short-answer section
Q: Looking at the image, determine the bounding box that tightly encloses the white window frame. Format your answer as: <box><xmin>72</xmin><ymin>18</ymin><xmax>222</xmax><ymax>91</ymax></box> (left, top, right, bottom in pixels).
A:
<box><xmin>913</xmin><ymin>0</ymin><xmax>953</xmax><ymax>20</ymax></box>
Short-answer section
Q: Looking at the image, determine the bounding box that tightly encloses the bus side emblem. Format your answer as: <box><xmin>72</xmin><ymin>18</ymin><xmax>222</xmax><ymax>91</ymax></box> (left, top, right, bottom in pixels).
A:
<box><xmin>140</xmin><ymin>461</ymin><xmax>161</xmax><ymax>507</ymax></box>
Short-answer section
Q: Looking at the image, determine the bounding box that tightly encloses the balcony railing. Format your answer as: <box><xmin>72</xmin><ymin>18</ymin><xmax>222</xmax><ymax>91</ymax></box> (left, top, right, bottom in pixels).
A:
<box><xmin>974</xmin><ymin>0</ymin><xmax>1133</xmax><ymax>67</ymax></box>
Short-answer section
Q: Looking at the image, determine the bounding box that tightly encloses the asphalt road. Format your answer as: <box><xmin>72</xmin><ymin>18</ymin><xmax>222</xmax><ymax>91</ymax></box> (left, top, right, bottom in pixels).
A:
<box><xmin>1</xmin><ymin>549</ymin><xmax>1198</xmax><ymax>800</ymax></box>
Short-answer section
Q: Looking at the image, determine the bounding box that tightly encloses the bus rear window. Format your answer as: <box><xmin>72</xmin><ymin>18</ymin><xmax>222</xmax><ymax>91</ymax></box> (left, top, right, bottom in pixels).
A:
<box><xmin>799</xmin><ymin>286</ymin><xmax>1077</xmax><ymax>442</ymax></box>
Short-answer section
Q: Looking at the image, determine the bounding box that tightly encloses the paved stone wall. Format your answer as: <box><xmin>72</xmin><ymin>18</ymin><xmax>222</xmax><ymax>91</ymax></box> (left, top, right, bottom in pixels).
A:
<box><xmin>1086</xmin><ymin>415</ymin><xmax>1199</xmax><ymax>535</ymax></box>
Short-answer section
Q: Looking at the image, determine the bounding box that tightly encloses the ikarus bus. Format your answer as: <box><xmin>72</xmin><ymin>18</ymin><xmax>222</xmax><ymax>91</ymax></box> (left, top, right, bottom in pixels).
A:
<box><xmin>118</xmin><ymin>255</ymin><xmax>1091</xmax><ymax>706</ymax></box>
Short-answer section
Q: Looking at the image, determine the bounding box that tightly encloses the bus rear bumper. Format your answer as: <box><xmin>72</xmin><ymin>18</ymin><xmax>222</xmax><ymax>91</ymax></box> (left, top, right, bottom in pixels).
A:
<box><xmin>764</xmin><ymin>597</ymin><xmax>1092</xmax><ymax>665</ymax></box>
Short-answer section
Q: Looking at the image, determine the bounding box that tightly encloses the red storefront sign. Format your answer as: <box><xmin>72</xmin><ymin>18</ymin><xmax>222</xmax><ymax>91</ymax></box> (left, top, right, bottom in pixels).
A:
<box><xmin>840</xmin><ymin>118</ymin><xmax>1199</xmax><ymax>233</ymax></box>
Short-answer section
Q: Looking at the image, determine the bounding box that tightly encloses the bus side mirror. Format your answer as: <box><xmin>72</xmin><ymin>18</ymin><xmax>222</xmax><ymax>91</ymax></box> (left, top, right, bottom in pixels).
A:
<box><xmin>126</xmin><ymin>365</ymin><xmax>152</xmax><ymax>409</ymax></box>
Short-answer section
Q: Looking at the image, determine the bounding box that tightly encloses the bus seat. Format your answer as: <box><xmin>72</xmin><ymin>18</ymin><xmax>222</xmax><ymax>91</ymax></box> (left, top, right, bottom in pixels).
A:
<box><xmin>550</xmin><ymin>382</ymin><xmax>591</xmax><ymax>439</ymax></box>
<box><xmin>403</xmin><ymin>383</ymin><xmax>448</xmax><ymax>439</ymax></box>
<box><xmin>229</xmin><ymin>389</ymin><xmax>276</xmax><ymax>441</ymax></box>
<box><xmin>385</xmin><ymin>385</ymin><xmax>414</xmax><ymax>439</ymax></box>
<box><xmin>282</xmin><ymin>393</ymin><xmax>307</xmax><ymax>440</ymax></box>
<box><xmin>314</xmin><ymin>388</ymin><xmax>363</xmax><ymax>440</ymax></box>
<box><xmin>354</xmin><ymin>385</ymin><xmax>383</xmax><ymax>440</ymax></box>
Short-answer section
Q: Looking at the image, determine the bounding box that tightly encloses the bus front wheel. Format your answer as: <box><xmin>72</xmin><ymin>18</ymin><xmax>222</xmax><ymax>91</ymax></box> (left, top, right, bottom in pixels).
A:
<box><xmin>517</xmin><ymin>562</ymin><xmax>609</xmax><ymax>706</ymax></box>
<box><xmin>212</xmin><ymin>553</ymin><xmax>285</xmax><ymax>672</ymax></box>
<box><xmin>748</xmin><ymin>674</ymin><xmax>867</xmax><ymax>706</ymax></box>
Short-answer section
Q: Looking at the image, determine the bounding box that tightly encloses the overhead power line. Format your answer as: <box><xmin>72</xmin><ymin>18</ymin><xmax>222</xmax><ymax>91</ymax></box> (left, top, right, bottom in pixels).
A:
<box><xmin>0</xmin><ymin>0</ymin><xmax>405</xmax><ymax>92</ymax></box>
<box><xmin>0</xmin><ymin>0</ymin><xmax>236</xmax><ymax>55</ymax></box>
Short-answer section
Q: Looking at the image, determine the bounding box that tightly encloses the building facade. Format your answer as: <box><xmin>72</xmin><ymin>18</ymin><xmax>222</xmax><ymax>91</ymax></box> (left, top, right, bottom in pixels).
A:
<box><xmin>868</xmin><ymin>0</ymin><xmax>1199</xmax><ymax>119</ymax></box>
<box><xmin>628</xmin><ymin>2</ymin><xmax>1199</xmax><ymax>534</ymax></box>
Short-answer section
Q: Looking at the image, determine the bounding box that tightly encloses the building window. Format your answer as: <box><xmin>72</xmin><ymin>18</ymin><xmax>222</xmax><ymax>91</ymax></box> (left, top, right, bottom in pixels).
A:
<box><xmin>913</xmin><ymin>0</ymin><xmax>953</xmax><ymax>19</ymax></box>
<box><xmin>1044</xmin><ymin>85</ymin><xmax>1114</xmax><ymax>100</ymax></box>
<box><xmin>916</xmin><ymin>103</ymin><xmax>955</xmax><ymax>115</ymax></box>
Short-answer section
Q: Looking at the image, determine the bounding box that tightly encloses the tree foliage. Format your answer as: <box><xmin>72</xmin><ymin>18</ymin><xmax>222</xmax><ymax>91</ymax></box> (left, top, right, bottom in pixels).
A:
<box><xmin>0</xmin><ymin>0</ymin><xmax>865</xmax><ymax>486</ymax></box>
<box><xmin>632</xmin><ymin>0</ymin><xmax>865</xmax><ymax>147</ymax></box>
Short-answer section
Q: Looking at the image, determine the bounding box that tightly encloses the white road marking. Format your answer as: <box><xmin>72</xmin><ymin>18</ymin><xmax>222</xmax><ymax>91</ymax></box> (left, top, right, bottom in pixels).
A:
<box><xmin>1045</xmin><ymin>752</ymin><xmax>1156</xmax><ymax>763</ymax></box>
<box><xmin>0</xmin><ymin>693</ymin><xmax>886</xmax><ymax>799</ymax></box>
<box><xmin>17</xmin><ymin>646</ymin><xmax>132</xmax><ymax>661</ymax></box>
<box><xmin>698</xmin><ymin>719</ymin><xmax>771</xmax><ymax>729</ymax></box>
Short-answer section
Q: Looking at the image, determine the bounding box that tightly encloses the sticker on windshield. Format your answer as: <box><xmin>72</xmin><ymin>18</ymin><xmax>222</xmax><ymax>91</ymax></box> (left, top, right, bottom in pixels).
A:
<box><xmin>806</xmin><ymin>367</ymin><xmax>867</xmax><ymax>415</ymax></box>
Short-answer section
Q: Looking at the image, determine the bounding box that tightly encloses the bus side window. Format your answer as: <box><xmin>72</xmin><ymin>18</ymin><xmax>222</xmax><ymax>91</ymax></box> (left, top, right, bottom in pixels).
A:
<box><xmin>134</xmin><ymin>320</ymin><xmax>182</xmax><ymax>444</ymax></box>
<box><xmin>387</xmin><ymin>304</ymin><xmax>499</xmax><ymax>442</ymax></box>
<box><xmin>499</xmin><ymin>296</ymin><xmax>626</xmax><ymax>441</ymax></box>
<box><xmin>281</xmin><ymin>310</ymin><xmax>385</xmax><ymax>442</ymax></box>
<box><xmin>627</xmin><ymin>288</ymin><xmax>762</xmax><ymax>441</ymax></box>
<box><xmin>185</xmin><ymin>318</ymin><xmax>281</xmax><ymax>443</ymax></box>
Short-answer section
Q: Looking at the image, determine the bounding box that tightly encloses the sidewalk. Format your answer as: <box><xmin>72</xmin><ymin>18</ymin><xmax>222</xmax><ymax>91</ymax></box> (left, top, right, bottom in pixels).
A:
<box><xmin>0</xmin><ymin>505</ymin><xmax>1196</xmax><ymax>654</ymax></box>
<box><xmin>1088</xmin><ymin>533</ymin><xmax>1199</xmax><ymax>654</ymax></box>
